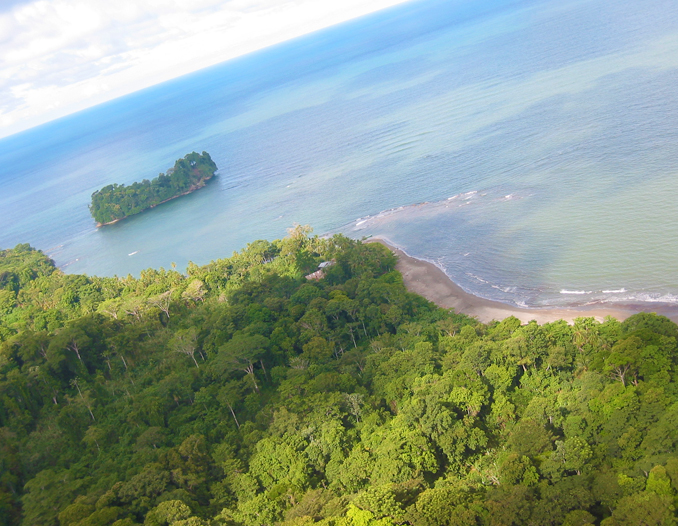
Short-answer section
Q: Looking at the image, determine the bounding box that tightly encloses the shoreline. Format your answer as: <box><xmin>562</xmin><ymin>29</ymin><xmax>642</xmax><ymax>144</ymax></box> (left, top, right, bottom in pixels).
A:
<box><xmin>369</xmin><ymin>238</ymin><xmax>678</xmax><ymax>324</ymax></box>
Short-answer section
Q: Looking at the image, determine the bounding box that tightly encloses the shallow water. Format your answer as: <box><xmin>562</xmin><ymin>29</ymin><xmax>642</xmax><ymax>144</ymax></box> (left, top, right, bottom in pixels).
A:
<box><xmin>1</xmin><ymin>0</ymin><xmax>677</xmax><ymax>307</ymax></box>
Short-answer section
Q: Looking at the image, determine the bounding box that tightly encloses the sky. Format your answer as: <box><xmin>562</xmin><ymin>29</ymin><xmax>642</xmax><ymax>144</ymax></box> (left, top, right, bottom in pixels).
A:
<box><xmin>0</xmin><ymin>0</ymin><xmax>411</xmax><ymax>139</ymax></box>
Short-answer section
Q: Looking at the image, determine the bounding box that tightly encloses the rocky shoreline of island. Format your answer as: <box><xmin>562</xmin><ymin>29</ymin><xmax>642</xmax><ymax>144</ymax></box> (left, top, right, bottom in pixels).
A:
<box><xmin>95</xmin><ymin>177</ymin><xmax>213</xmax><ymax>227</ymax></box>
<box><xmin>91</xmin><ymin>151</ymin><xmax>218</xmax><ymax>227</ymax></box>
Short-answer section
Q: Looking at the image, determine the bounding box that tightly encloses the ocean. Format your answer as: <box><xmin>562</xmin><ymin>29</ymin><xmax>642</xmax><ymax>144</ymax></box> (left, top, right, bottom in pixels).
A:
<box><xmin>1</xmin><ymin>0</ymin><xmax>678</xmax><ymax>308</ymax></box>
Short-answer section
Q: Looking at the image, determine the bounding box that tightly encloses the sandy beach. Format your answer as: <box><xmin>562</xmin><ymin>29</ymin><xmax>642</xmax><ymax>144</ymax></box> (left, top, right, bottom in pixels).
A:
<box><xmin>370</xmin><ymin>238</ymin><xmax>678</xmax><ymax>324</ymax></box>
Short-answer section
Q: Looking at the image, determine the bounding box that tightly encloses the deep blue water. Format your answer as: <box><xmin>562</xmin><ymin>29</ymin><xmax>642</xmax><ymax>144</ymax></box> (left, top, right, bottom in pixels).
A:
<box><xmin>1</xmin><ymin>0</ymin><xmax>678</xmax><ymax>307</ymax></box>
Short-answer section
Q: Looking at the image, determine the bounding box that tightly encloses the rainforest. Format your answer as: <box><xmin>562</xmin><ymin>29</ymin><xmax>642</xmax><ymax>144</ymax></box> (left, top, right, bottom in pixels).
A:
<box><xmin>1</xmin><ymin>229</ymin><xmax>677</xmax><ymax>526</ymax></box>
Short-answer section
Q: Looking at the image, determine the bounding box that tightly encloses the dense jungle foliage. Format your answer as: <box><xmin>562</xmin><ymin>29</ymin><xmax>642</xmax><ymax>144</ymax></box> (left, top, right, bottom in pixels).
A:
<box><xmin>89</xmin><ymin>152</ymin><xmax>217</xmax><ymax>225</ymax></box>
<box><xmin>2</xmin><ymin>228</ymin><xmax>678</xmax><ymax>526</ymax></box>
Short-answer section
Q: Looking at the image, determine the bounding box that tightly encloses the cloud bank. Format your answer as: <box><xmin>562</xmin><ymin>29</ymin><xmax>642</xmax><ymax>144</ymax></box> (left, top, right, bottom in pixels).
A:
<box><xmin>0</xmin><ymin>0</ymin><xmax>410</xmax><ymax>138</ymax></box>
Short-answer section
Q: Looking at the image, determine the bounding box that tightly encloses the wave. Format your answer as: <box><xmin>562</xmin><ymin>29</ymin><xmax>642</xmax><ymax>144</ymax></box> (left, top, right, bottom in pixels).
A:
<box><xmin>492</xmin><ymin>284</ymin><xmax>518</xmax><ymax>293</ymax></box>
<box><xmin>466</xmin><ymin>272</ymin><xmax>490</xmax><ymax>284</ymax></box>
<box><xmin>607</xmin><ymin>292</ymin><xmax>678</xmax><ymax>305</ymax></box>
<box><xmin>447</xmin><ymin>190</ymin><xmax>477</xmax><ymax>201</ymax></box>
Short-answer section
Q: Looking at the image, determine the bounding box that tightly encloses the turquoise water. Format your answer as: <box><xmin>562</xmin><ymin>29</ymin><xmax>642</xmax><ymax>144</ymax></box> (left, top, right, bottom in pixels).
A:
<box><xmin>1</xmin><ymin>0</ymin><xmax>678</xmax><ymax>308</ymax></box>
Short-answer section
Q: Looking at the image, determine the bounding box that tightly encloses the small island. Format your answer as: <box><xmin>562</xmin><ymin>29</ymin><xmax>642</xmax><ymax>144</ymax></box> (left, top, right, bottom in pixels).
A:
<box><xmin>89</xmin><ymin>151</ymin><xmax>218</xmax><ymax>226</ymax></box>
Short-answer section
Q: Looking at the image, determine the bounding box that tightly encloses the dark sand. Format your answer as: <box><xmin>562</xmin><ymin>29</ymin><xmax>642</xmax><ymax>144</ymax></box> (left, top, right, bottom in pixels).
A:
<box><xmin>370</xmin><ymin>238</ymin><xmax>678</xmax><ymax>324</ymax></box>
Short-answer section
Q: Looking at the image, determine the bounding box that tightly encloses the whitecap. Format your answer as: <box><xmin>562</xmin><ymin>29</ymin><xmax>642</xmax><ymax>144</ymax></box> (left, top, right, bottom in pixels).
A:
<box><xmin>628</xmin><ymin>293</ymin><xmax>678</xmax><ymax>304</ymax></box>
<box><xmin>467</xmin><ymin>272</ymin><xmax>489</xmax><ymax>284</ymax></box>
<box><xmin>492</xmin><ymin>284</ymin><xmax>517</xmax><ymax>293</ymax></box>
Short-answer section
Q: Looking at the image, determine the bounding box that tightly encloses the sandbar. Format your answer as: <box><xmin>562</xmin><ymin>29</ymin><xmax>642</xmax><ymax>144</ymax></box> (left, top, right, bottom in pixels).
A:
<box><xmin>369</xmin><ymin>238</ymin><xmax>678</xmax><ymax>324</ymax></box>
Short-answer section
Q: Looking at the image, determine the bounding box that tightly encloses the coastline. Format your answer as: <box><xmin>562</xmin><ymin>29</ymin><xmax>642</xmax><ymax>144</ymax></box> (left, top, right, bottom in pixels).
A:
<box><xmin>369</xmin><ymin>238</ymin><xmax>678</xmax><ymax>324</ymax></box>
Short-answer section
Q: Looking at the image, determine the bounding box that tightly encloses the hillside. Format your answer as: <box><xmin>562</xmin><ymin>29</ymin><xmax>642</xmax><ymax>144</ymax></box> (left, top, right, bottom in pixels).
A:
<box><xmin>1</xmin><ymin>228</ymin><xmax>677</xmax><ymax>525</ymax></box>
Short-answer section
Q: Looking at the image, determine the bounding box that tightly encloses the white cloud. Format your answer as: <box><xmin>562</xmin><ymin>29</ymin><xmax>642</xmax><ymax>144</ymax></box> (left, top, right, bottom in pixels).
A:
<box><xmin>0</xmin><ymin>0</ymin><xmax>411</xmax><ymax>138</ymax></box>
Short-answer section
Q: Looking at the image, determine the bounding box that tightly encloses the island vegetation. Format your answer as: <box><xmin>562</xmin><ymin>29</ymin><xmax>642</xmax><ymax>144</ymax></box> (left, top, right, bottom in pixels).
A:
<box><xmin>89</xmin><ymin>152</ymin><xmax>218</xmax><ymax>226</ymax></box>
<box><xmin>1</xmin><ymin>228</ymin><xmax>678</xmax><ymax>525</ymax></box>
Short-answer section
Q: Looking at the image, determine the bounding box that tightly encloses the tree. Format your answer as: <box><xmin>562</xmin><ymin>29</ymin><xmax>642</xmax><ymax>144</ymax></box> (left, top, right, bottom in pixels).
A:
<box><xmin>22</xmin><ymin>469</ymin><xmax>85</xmax><ymax>526</ymax></box>
<box><xmin>71</xmin><ymin>377</ymin><xmax>95</xmax><ymax>421</ymax></box>
<box><xmin>601</xmin><ymin>491</ymin><xmax>676</xmax><ymax>526</ymax></box>
<box><xmin>182</xmin><ymin>280</ymin><xmax>206</xmax><ymax>304</ymax></box>
<box><xmin>144</xmin><ymin>500</ymin><xmax>191</xmax><ymax>526</ymax></box>
<box><xmin>541</xmin><ymin>437</ymin><xmax>593</xmax><ymax>479</ymax></box>
<box><xmin>572</xmin><ymin>317</ymin><xmax>602</xmax><ymax>370</ymax></box>
<box><xmin>506</xmin><ymin>419</ymin><xmax>553</xmax><ymax>458</ymax></box>
<box><xmin>249</xmin><ymin>437</ymin><xmax>309</xmax><ymax>490</ymax></box>
<box><xmin>343</xmin><ymin>393</ymin><xmax>364</xmax><ymax>423</ymax></box>
<box><xmin>213</xmin><ymin>334</ymin><xmax>270</xmax><ymax>392</ymax></box>
<box><xmin>82</xmin><ymin>425</ymin><xmax>105</xmax><ymax>453</ymax></box>
<box><xmin>216</xmin><ymin>380</ymin><xmax>243</xmax><ymax>429</ymax></box>
<box><xmin>604</xmin><ymin>336</ymin><xmax>642</xmax><ymax>386</ymax></box>
<box><xmin>407</xmin><ymin>485</ymin><xmax>479</xmax><ymax>526</ymax></box>
<box><xmin>149</xmin><ymin>291</ymin><xmax>173</xmax><ymax>323</ymax></box>
<box><xmin>171</xmin><ymin>328</ymin><xmax>201</xmax><ymax>368</ymax></box>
